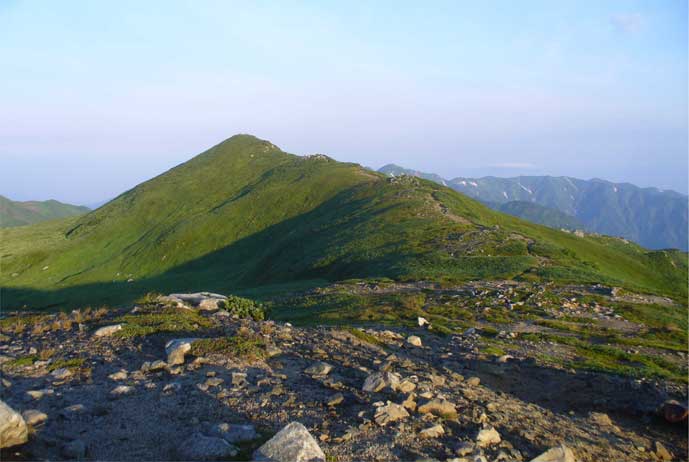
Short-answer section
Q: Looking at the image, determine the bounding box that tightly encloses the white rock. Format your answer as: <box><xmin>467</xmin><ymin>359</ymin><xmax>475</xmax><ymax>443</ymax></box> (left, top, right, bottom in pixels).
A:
<box><xmin>25</xmin><ymin>389</ymin><xmax>53</xmax><ymax>401</ymax></box>
<box><xmin>0</xmin><ymin>400</ymin><xmax>28</xmax><ymax>448</ymax></box>
<box><xmin>406</xmin><ymin>335</ymin><xmax>423</xmax><ymax>347</ymax></box>
<box><xmin>253</xmin><ymin>422</ymin><xmax>325</xmax><ymax>462</ymax></box>
<box><xmin>476</xmin><ymin>427</ymin><xmax>501</xmax><ymax>447</ymax></box>
<box><xmin>165</xmin><ymin>292</ymin><xmax>227</xmax><ymax>310</ymax></box>
<box><xmin>93</xmin><ymin>324</ymin><xmax>122</xmax><ymax>338</ymax></box>
<box><xmin>530</xmin><ymin>444</ymin><xmax>576</xmax><ymax>462</ymax></box>
<box><xmin>51</xmin><ymin>367</ymin><xmax>73</xmax><ymax>380</ymax></box>
<box><xmin>165</xmin><ymin>338</ymin><xmax>198</xmax><ymax>365</ymax></box>
<box><xmin>417</xmin><ymin>317</ymin><xmax>429</xmax><ymax>327</ymax></box>
<box><xmin>110</xmin><ymin>385</ymin><xmax>134</xmax><ymax>397</ymax></box>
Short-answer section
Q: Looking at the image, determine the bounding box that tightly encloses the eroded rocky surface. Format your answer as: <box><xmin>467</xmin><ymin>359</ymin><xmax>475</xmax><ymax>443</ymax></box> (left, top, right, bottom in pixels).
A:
<box><xmin>0</xmin><ymin>292</ymin><xmax>687</xmax><ymax>461</ymax></box>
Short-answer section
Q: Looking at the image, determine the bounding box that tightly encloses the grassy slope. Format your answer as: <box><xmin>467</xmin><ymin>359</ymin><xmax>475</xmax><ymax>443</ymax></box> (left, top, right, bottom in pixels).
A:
<box><xmin>1</xmin><ymin>135</ymin><xmax>686</xmax><ymax>309</ymax></box>
<box><xmin>0</xmin><ymin>195</ymin><xmax>89</xmax><ymax>227</ymax></box>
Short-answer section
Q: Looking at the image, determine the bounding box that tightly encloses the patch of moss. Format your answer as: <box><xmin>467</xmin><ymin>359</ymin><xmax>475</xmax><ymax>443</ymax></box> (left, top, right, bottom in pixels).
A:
<box><xmin>48</xmin><ymin>358</ymin><xmax>85</xmax><ymax>371</ymax></box>
<box><xmin>343</xmin><ymin>327</ymin><xmax>387</xmax><ymax>348</ymax></box>
<box><xmin>114</xmin><ymin>310</ymin><xmax>214</xmax><ymax>338</ymax></box>
<box><xmin>190</xmin><ymin>332</ymin><xmax>265</xmax><ymax>359</ymax></box>
<box><xmin>4</xmin><ymin>355</ymin><xmax>38</xmax><ymax>369</ymax></box>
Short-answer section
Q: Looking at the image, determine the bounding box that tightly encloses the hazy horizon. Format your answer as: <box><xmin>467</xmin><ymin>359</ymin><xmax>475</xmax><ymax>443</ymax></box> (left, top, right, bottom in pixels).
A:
<box><xmin>2</xmin><ymin>0</ymin><xmax>687</xmax><ymax>204</ymax></box>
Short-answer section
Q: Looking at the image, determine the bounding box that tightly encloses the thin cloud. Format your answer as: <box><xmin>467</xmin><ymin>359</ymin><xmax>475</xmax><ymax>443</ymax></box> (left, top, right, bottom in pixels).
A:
<box><xmin>611</xmin><ymin>13</ymin><xmax>645</xmax><ymax>33</ymax></box>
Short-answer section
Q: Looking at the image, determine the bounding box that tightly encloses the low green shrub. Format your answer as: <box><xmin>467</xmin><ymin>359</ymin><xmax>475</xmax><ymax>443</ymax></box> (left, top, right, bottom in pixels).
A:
<box><xmin>222</xmin><ymin>295</ymin><xmax>266</xmax><ymax>321</ymax></box>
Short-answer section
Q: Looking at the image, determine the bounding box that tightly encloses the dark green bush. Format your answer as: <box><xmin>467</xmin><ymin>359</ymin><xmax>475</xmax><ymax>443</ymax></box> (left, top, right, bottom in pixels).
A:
<box><xmin>222</xmin><ymin>295</ymin><xmax>266</xmax><ymax>321</ymax></box>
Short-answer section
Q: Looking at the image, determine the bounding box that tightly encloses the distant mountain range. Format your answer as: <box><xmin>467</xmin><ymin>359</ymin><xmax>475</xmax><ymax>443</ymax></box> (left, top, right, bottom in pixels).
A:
<box><xmin>0</xmin><ymin>195</ymin><xmax>90</xmax><ymax>227</ymax></box>
<box><xmin>378</xmin><ymin>164</ymin><xmax>688</xmax><ymax>251</ymax></box>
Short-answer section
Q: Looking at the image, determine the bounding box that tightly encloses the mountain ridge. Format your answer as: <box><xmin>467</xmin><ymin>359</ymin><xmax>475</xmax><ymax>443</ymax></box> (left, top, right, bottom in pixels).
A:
<box><xmin>378</xmin><ymin>164</ymin><xmax>688</xmax><ymax>250</ymax></box>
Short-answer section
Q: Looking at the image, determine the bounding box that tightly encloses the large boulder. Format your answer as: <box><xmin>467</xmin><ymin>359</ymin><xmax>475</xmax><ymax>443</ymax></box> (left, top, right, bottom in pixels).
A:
<box><xmin>253</xmin><ymin>422</ymin><xmax>325</xmax><ymax>462</ymax></box>
<box><xmin>0</xmin><ymin>400</ymin><xmax>28</xmax><ymax>448</ymax></box>
<box><xmin>162</xmin><ymin>292</ymin><xmax>227</xmax><ymax>310</ymax></box>
<box><xmin>165</xmin><ymin>338</ymin><xmax>198</xmax><ymax>365</ymax></box>
<box><xmin>177</xmin><ymin>433</ymin><xmax>238</xmax><ymax>460</ymax></box>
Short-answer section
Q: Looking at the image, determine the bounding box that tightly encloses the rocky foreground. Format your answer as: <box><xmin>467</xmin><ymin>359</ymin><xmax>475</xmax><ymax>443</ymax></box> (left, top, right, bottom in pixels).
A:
<box><xmin>0</xmin><ymin>292</ymin><xmax>687</xmax><ymax>461</ymax></box>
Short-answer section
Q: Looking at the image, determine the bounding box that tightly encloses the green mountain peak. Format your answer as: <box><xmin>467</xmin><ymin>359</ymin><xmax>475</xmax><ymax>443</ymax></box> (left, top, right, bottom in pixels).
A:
<box><xmin>1</xmin><ymin>136</ymin><xmax>686</xmax><ymax>308</ymax></box>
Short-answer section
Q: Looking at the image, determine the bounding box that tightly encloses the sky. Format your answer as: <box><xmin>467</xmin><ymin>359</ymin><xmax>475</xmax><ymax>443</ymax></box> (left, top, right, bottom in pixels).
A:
<box><xmin>1</xmin><ymin>0</ymin><xmax>687</xmax><ymax>205</ymax></box>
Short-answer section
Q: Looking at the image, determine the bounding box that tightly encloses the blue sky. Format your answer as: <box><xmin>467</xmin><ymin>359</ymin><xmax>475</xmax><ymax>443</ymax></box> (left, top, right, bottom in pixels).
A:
<box><xmin>1</xmin><ymin>0</ymin><xmax>687</xmax><ymax>204</ymax></box>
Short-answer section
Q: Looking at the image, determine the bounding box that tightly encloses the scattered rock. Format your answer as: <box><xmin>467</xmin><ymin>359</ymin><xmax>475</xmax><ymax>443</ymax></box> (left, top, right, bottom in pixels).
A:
<box><xmin>654</xmin><ymin>441</ymin><xmax>673</xmax><ymax>461</ymax></box>
<box><xmin>418</xmin><ymin>399</ymin><xmax>458</xmax><ymax>419</ymax></box>
<box><xmin>304</xmin><ymin>361</ymin><xmax>334</xmax><ymax>376</ymax></box>
<box><xmin>51</xmin><ymin>367</ymin><xmax>73</xmax><ymax>380</ymax></box>
<box><xmin>455</xmin><ymin>441</ymin><xmax>475</xmax><ymax>456</ymax></box>
<box><xmin>198</xmin><ymin>298</ymin><xmax>224</xmax><ymax>312</ymax></box>
<box><xmin>253</xmin><ymin>422</ymin><xmax>325</xmax><ymax>462</ymax></box>
<box><xmin>398</xmin><ymin>379</ymin><xmax>417</xmax><ymax>393</ymax></box>
<box><xmin>177</xmin><ymin>432</ymin><xmax>239</xmax><ymax>460</ymax></box>
<box><xmin>402</xmin><ymin>393</ymin><xmax>417</xmax><ymax>412</ymax></box>
<box><xmin>0</xmin><ymin>400</ymin><xmax>28</xmax><ymax>448</ymax></box>
<box><xmin>590</xmin><ymin>412</ymin><xmax>613</xmax><ymax>427</ymax></box>
<box><xmin>108</xmin><ymin>369</ymin><xmax>128</xmax><ymax>381</ymax></box>
<box><xmin>232</xmin><ymin>372</ymin><xmax>248</xmax><ymax>388</ymax></box>
<box><xmin>530</xmin><ymin>444</ymin><xmax>576</xmax><ymax>462</ymax></box>
<box><xmin>406</xmin><ymin>335</ymin><xmax>422</xmax><ymax>347</ymax></box>
<box><xmin>466</xmin><ymin>376</ymin><xmax>481</xmax><ymax>387</ymax></box>
<box><xmin>21</xmin><ymin>409</ymin><xmax>48</xmax><ymax>426</ymax></box>
<box><xmin>418</xmin><ymin>317</ymin><xmax>429</xmax><ymax>327</ymax></box>
<box><xmin>362</xmin><ymin>371</ymin><xmax>400</xmax><ymax>393</ymax></box>
<box><xmin>327</xmin><ymin>393</ymin><xmax>344</xmax><ymax>407</ymax></box>
<box><xmin>25</xmin><ymin>389</ymin><xmax>53</xmax><ymax>401</ymax></box>
<box><xmin>374</xmin><ymin>402</ymin><xmax>409</xmax><ymax>426</ymax></box>
<box><xmin>205</xmin><ymin>377</ymin><xmax>224</xmax><ymax>387</ymax></box>
<box><xmin>110</xmin><ymin>385</ymin><xmax>135</xmax><ymax>398</ymax></box>
<box><xmin>93</xmin><ymin>324</ymin><xmax>123</xmax><ymax>338</ymax></box>
<box><xmin>163</xmin><ymin>382</ymin><xmax>181</xmax><ymax>393</ymax></box>
<box><xmin>149</xmin><ymin>360</ymin><xmax>167</xmax><ymax>371</ymax></box>
<box><xmin>476</xmin><ymin>427</ymin><xmax>501</xmax><ymax>447</ymax></box>
<box><xmin>165</xmin><ymin>338</ymin><xmax>197</xmax><ymax>365</ymax></box>
<box><xmin>419</xmin><ymin>424</ymin><xmax>444</xmax><ymax>438</ymax></box>
<box><xmin>61</xmin><ymin>404</ymin><xmax>87</xmax><ymax>419</ymax></box>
